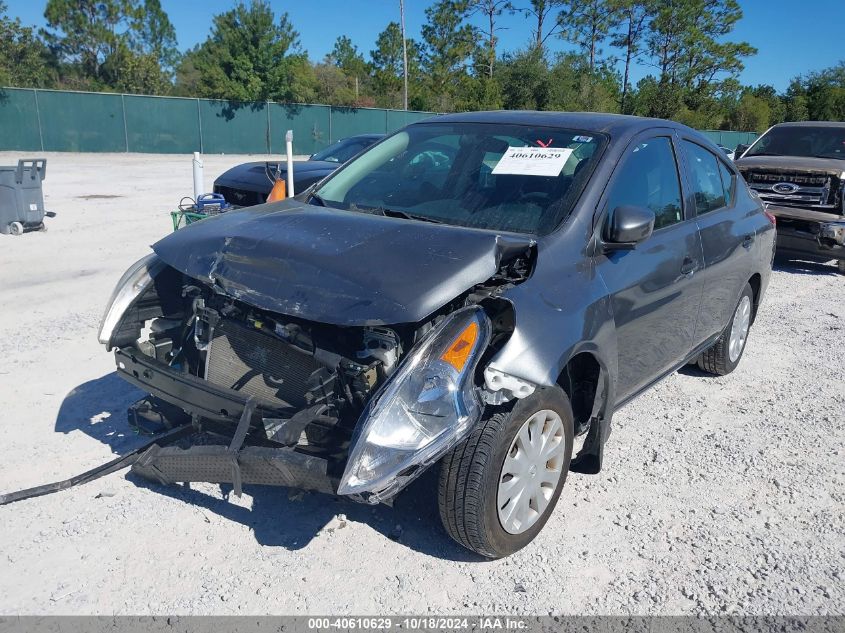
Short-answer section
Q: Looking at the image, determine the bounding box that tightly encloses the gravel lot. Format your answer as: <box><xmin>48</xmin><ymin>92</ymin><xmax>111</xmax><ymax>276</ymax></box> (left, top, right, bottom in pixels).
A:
<box><xmin>0</xmin><ymin>152</ymin><xmax>843</xmax><ymax>616</ymax></box>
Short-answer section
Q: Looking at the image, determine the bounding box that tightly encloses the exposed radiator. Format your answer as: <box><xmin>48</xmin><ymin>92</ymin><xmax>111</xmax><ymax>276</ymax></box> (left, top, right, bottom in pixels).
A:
<box><xmin>205</xmin><ymin>319</ymin><xmax>320</xmax><ymax>409</ymax></box>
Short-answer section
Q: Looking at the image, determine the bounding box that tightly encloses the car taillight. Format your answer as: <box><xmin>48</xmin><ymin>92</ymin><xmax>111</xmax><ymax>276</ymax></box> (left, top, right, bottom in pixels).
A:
<box><xmin>764</xmin><ymin>210</ymin><xmax>776</xmax><ymax>226</ymax></box>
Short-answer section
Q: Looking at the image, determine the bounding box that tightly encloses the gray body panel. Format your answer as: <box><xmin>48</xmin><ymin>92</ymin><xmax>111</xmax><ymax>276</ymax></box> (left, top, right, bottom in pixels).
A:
<box><xmin>483</xmin><ymin>117</ymin><xmax>774</xmax><ymax>414</ymax></box>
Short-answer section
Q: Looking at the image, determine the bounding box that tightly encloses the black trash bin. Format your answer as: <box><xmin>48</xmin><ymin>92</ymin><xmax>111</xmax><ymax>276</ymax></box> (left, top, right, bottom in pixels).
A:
<box><xmin>0</xmin><ymin>158</ymin><xmax>48</xmax><ymax>235</ymax></box>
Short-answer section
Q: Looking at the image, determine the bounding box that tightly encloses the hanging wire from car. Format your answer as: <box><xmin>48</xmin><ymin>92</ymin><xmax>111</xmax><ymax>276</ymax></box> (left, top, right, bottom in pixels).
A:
<box><xmin>0</xmin><ymin>424</ymin><xmax>194</xmax><ymax>506</ymax></box>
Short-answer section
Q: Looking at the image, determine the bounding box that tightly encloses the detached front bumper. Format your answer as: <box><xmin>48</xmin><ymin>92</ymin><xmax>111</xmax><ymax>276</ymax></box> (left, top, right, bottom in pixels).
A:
<box><xmin>114</xmin><ymin>348</ymin><xmax>341</xmax><ymax>495</ymax></box>
<box><xmin>767</xmin><ymin>204</ymin><xmax>845</xmax><ymax>262</ymax></box>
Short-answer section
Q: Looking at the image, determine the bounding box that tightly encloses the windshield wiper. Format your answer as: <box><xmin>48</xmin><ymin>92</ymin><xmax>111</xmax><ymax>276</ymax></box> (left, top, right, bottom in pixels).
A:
<box><xmin>308</xmin><ymin>192</ymin><xmax>330</xmax><ymax>208</ymax></box>
<box><xmin>349</xmin><ymin>204</ymin><xmax>443</xmax><ymax>224</ymax></box>
<box><xmin>382</xmin><ymin>208</ymin><xmax>443</xmax><ymax>224</ymax></box>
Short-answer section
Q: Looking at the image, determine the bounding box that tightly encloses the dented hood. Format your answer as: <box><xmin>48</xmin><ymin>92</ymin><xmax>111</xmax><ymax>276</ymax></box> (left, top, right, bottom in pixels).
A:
<box><xmin>153</xmin><ymin>200</ymin><xmax>533</xmax><ymax>326</ymax></box>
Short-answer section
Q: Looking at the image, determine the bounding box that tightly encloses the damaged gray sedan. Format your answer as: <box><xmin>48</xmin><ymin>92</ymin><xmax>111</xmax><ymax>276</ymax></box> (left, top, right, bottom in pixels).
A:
<box><xmin>99</xmin><ymin>112</ymin><xmax>775</xmax><ymax>558</ymax></box>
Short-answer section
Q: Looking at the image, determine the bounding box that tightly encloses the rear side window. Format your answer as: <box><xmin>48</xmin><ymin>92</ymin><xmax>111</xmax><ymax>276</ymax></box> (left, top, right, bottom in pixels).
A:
<box><xmin>606</xmin><ymin>136</ymin><xmax>683</xmax><ymax>230</ymax></box>
<box><xmin>683</xmin><ymin>141</ymin><xmax>727</xmax><ymax>214</ymax></box>
<box><xmin>718</xmin><ymin>160</ymin><xmax>735</xmax><ymax>206</ymax></box>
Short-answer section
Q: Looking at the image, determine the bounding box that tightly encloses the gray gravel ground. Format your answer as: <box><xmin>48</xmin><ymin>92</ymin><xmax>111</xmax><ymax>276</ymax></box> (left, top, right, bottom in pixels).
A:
<box><xmin>0</xmin><ymin>152</ymin><xmax>842</xmax><ymax>615</ymax></box>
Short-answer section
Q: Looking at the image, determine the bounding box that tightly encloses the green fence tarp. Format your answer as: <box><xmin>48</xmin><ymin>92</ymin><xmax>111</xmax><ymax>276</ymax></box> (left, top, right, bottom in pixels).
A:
<box><xmin>329</xmin><ymin>106</ymin><xmax>388</xmax><ymax>140</ymax></box>
<box><xmin>699</xmin><ymin>130</ymin><xmax>759</xmax><ymax>150</ymax></box>
<box><xmin>125</xmin><ymin>95</ymin><xmax>200</xmax><ymax>153</ymax></box>
<box><xmin>37</xmin><ymin>90</ymin><xmax>126</xmax><ymax>152</ymax></box>
<box><xmin>199</xmin><ymin>100</ymin><xmax>269</xmax><ymax>154</ymax></box>
<box><xmin>386</xmin><ymin>109</ymin><xmax>434</xmax><ymax>131</ymax></box>
<box><xmin>1</xmin><ymin>87</ymin><xmax>759</xmax><ymax>154</ymax></box>
<box><xmin>0</xmin><ymin>89</ymin><xmax>41</xmax><ymax>151</ymax></box>
<box><xmin>270</xmin><ymin>103</ymin><xmax>331</xmax><ymax>155</ymax></box>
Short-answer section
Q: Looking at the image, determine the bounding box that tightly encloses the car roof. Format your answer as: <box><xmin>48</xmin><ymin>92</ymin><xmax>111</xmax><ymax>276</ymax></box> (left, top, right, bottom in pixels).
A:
<box><xmin>770</xmin><ymin>120</ymin><xmax>845</xmax><ymax>129</ymax></box>
<box><xmin>416</xmin><ymin>110</ymin><xmax>694</xmax><ymax>137</ymax></box>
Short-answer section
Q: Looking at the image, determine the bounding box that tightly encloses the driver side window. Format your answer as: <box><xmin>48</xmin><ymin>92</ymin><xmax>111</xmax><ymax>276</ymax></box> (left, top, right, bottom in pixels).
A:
<box><xmin>606</xmin><ymin>136</ymin><xmax>684</xmax><ymax>231</ymax></box>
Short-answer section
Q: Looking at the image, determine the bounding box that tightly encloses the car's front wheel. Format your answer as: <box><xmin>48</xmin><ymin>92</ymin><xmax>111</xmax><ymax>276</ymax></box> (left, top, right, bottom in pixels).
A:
<box><xmin>437</xmin><ymin>387</ymin><xmax>574</xmax><ymax>558</ymax></box>
<box><xmin>697</xmin><ymin>282</ymin><xmax>754</xmax><ymax>376</ymax></box>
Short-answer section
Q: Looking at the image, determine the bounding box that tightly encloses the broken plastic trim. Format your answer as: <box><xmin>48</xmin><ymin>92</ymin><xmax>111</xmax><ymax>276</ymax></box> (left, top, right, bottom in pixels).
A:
<box><xmin>338</xmin><ymin>306</ymin><xmax>492</xmax><ymax>503</ymax></box>
<box><xmin>483</xmin><ymin>366</ymin><xmax>537</xmax><ymax>403</ymax></box>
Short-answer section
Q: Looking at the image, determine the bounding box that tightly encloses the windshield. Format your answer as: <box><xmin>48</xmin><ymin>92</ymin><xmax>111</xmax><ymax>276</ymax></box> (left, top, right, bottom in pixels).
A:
<box><xmin>745</xmin><ymin>125</ymin><xmax>845</xmax><ymax>159</ymax></box>
<box><xmin>311</xmin><ymin>137</ymin><xmax>376</xmax><ymax>163</ymax></box>
<box><xmin>312</xmin><ymin>122</ymin><xmax>606</xmax><ymax>235</ymax></box>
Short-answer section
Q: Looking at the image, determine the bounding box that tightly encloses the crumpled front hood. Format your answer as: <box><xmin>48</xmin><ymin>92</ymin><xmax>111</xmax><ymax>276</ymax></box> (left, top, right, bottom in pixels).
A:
<box><xmin>153</xmin><ymin>200</ymin><xmax>533</xmax><ymax>326</ymax></box>
<box><xmin>736</xmin><ymin>155</ymin><xmax>845</xmax><ymax>175</ymax></box>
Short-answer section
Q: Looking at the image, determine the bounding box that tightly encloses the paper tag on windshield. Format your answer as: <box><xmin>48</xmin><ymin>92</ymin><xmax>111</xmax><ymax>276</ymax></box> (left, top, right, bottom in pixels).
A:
<box><xmin>492</xmin><ymin>147</ymin><xmax>574</xmax><ymax>177</ymax></box>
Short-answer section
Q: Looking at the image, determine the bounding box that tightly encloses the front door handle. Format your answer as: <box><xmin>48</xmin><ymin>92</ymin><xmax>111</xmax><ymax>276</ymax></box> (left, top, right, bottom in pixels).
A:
<box><xmin>680</xmin><ymin>256</ymin><xmax>696</xmax><ymax>276</ymax></box>
<box><xmin>742</xmin><ymin>234</ymin><xmax>755</xmax><ymax>248</ymax></box>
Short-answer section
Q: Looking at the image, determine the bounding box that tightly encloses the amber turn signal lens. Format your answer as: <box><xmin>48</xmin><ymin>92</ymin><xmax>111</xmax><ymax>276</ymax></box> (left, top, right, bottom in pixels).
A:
<box><xmin>267</xmin><ymin>178</ymin><xmax>286</xmax><ymax>202</ymax></box>
<box><xmin>440</xmin><ymin>321</ymin><xmax>479</xmax><ymax>372</ymax></box>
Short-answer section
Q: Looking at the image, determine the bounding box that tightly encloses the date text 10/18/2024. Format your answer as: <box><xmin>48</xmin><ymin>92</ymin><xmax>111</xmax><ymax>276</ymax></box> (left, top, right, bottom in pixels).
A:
<box><xmin>307</xmin><ymin>617</ymin><xmax>529</xmax><ymax>631</ymax></box>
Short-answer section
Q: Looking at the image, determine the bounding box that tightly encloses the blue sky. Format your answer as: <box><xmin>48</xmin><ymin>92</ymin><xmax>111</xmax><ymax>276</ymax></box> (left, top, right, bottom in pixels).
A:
<box><xmin>6</xmin><ymin>0</ymin><xmax>843</xmax><ymax>91</ymax></box>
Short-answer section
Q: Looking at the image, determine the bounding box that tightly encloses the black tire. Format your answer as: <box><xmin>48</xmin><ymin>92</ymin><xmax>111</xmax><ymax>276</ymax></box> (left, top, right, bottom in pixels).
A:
<box><xmin>437</xmin><ymin>386</ymin><xmax>574</xmax><ymax>559</ymax></box>
<box><xmin>837</xmin><ymin>260</ymin><xmax>845</xmax><ymax>275</ymax></box>
<box><xmin>697</xmin><ymin>282</ymin><xmax>754</xmax><ymax>376</ymax></box>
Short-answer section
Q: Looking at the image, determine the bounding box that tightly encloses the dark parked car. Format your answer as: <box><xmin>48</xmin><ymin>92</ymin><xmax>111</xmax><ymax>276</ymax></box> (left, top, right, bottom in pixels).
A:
<box><xmin>99</xmin><ymin>112</ymin><xmax>774</xmax><ymax>557</ymax></box>
<box><xmin>735</xmin><ymin>121</ymin><xmax>845</xmax><ymax>274</ymax></box>
<box><xmin>213</xmin><ymin>134</ymin><xmax>383</xmax><ymax>207</ymax></box>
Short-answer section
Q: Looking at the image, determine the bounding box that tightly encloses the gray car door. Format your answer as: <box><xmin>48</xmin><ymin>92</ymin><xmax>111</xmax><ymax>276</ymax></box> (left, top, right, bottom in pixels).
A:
<box><xmin>594</xmin><ymin>133</ymin><xmax>706</xmax><ymax>403</ymax></box>
<box><xmin>678</xmin><ymin>139</ymin><xmax>757</xmax><ymax>343</ymax></box>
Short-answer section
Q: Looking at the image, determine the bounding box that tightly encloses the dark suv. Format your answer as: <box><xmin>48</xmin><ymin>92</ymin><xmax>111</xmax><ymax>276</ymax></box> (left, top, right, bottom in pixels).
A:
<box><xmin>735</xmin><ymin>121</ymin><xmax>845</xmax><ymax>273</ymax></box>
<box><xmin>100</xmin><ymin>112</ymin><xmax>775</xmax><ymax>558</ymax></box>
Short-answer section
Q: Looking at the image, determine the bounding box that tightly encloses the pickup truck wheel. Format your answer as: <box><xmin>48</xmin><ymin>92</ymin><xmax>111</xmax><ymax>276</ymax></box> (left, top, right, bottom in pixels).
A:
<box><xmin>438</xmin><ymin>387</ymin><xmax>574</xmax><ymax>558</ymax></box>
<box><xmin>697</xmin><ymin>283</ymin><xmax>754</xmax><ymax>376</ymax></box>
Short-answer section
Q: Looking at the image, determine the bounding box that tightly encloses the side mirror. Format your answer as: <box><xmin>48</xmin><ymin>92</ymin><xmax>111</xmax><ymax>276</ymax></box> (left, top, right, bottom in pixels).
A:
<box><xmin>605</xmin><ymin>205</ymin><xmax>655</xmax><ymax>249</ymax></box>
<box><xmin>735</xmin><ymin>144</ymin><xmax>749</xmax><ymax>157</ymax></box>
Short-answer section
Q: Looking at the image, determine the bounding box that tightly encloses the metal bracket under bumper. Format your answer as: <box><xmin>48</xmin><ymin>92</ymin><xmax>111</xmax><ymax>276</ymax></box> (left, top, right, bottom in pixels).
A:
<box><xmin>114</xmin><ymin>347</ymin><xmax>288</xmax><ymax>423</ymax></box>
<box><xmin>132</xmin><ymin>442</ymin><xmax>337</xmax><ymax>495</ymax></box>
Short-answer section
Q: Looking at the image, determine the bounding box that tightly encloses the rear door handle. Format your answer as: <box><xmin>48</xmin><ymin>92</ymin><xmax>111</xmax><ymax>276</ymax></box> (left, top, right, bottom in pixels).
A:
<box><xmin>680</xmin><ymin>256</ymin><xmax>696</xmax><ymax>276</ymax></box>
<box><xmin>742</xmin><ymin>234</ymin><xmax>755</xmax><ymax>248</ymax></box>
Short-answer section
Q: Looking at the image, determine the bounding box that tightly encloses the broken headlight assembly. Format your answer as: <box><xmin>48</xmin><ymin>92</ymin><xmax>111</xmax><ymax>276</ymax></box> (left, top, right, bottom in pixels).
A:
<box><xmin>98</xmin><ymin>253</ymin><xmax>165</xmax><ymax>349</ymax></box>
<box><xmin>338</xmin><ymin>306</ymin><xmax>491</xmax><ymax>501</ymax></box>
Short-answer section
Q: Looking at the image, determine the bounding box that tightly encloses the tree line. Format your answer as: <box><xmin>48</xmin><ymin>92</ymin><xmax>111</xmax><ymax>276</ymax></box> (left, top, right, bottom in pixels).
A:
<box><xmin>1</xmin><ymin>0</ymin><xmax>844</xmax><ymax>131</ymax></box>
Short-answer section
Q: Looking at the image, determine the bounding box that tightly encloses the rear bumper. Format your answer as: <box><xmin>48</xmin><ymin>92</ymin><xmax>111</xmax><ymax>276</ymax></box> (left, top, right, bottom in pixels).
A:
<box><xmin>767</xmin><ymin>204</ymin><xmax>845</xmax><ymax>262</ymax></box>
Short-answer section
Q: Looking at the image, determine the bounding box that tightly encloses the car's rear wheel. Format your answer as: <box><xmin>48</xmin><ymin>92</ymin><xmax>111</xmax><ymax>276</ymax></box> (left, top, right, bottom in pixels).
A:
<box><xmin>437</xmin><ymin>387</ymin><xmax>574</xmax><ymax>558</ymax></box>
<box><xmin>697</xmin><ymin>282</ymin><xmax>754</xmax><ymax>376</ymax></box>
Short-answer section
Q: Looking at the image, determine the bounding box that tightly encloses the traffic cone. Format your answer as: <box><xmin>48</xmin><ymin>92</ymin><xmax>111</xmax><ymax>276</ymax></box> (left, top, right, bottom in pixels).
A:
<box><xmin>267</xmin><ymin>178</ymin><xmax>286</xmax><ymax>202</ymax></box>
